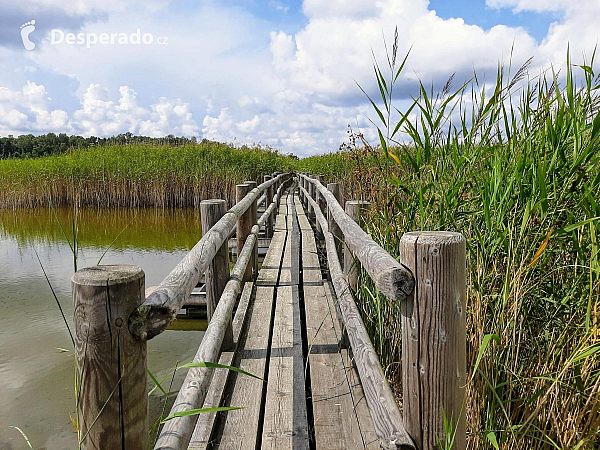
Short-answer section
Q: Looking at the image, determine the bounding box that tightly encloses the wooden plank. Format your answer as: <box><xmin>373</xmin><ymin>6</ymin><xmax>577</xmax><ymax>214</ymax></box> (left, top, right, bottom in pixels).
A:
<box><xmin>261</xmin><ymin>285</ymin><xmax>309</xmax><ymax>449</ymax></box>
<box><xmin>188</xmin><ymin>282</ymin><xmax>254</xmax><ymax>450</ymax></box>
<box><xmin>218</xmin><ymin>286</ymin><xmax>276</xmax><ymax>449</ymax></box>
<box><xmin>299</xmin><ymin>175</ymin><xmax>413</xmax><ymax>301</ymax></box>
<box><xmin>299</xmin><ymin>211</ymin><xmax>367</xmax><ymax>450</ymax></box>
<box><xmin>322</xmin><ymin>281</ymin><xmax>379</xmax><ymax>450</ymax></box>
<box><xmin>301</xmin><ymin>188</ymin><xmax>416</xmax><ymax>449</ymax></box>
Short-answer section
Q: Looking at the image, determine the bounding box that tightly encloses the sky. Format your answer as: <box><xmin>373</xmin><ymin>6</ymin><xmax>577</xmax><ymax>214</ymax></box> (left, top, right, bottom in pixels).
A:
<box><xmin>0</xmin><ymin>0</ymin><xmax>598</xmax><ymax>157</ymax></box>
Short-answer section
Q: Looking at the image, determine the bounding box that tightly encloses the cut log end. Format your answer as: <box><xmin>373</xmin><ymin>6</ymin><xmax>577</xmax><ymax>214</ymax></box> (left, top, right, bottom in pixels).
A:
<box><xmin>376</xmin><ymin>266</ymin><xmax>415</xmax><ymax>300</ymax></box>
<box><xmin>128</xmin><ymin>290</ymin><xmax>176</xmax><ymax>341</ymax></box>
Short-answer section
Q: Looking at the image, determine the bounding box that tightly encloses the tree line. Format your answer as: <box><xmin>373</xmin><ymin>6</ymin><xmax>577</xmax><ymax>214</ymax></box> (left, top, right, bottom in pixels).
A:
<box><xmin>0</xmin><ymin>133</ymin><xmax>201</xmax><ymax>159</ymax></box>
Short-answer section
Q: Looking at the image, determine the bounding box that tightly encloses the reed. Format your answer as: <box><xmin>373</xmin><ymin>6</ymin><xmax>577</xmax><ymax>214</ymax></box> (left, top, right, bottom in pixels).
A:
<box><xmin>299</xmin><ymin>41</ymin><xmax>600</xmax><ymax>448</ymax></box>
<box><xmin>0</xmin><ymin>142</ymin><xmax>296</xmax><ymax>209</ymax></box>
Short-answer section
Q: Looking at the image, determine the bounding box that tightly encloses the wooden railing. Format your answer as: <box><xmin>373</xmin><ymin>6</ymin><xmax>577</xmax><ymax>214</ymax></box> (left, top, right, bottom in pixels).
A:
<box><xmin>71</xmin><ymin>172</ymin><xmax>292</xmax><ymax>450</ymax></box>
<box><xmin>299</xmin><ymin>173</ymin><xmax>467</xmax><ymax>450</ymax></box>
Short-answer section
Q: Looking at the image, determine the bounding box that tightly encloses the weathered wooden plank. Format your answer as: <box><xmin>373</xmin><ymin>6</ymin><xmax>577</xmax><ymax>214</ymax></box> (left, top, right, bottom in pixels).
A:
<box><xmin>299</xmin><ymin>175</ymin><xmax>414</xmax><ymax>301</ymax></box>
<box><xmin>256</xmin><ymin>228</ymin><xmax>287</xmax><ymax>286</ymax></box>
<box><xmin>399</xmin><ymin>232</ymin><xmax>467</xmax><ymax>450</ymax></box>
<box><xmin>261</xmin><ymin>285</ymin><xmax>309</xmax><ymax>449</ymax></box>
<box><xmin>218</xmin><ymin>286</ymin><xmax>275</xmax><ymax>449</ymax></box>
<box><xmin>188</xmin><ymin>282</ymin><xmax>254</xmax><ymax>450</ymax></box>
<box><xmin>130</xmin><ymin>173</ymin><xmax>289</xmax><ymax>341</ymax></box>
<box><xmin>321</xmin><ymin>280</ymin><xmax>379</xmax><ymax>450</ymax></box>
<box><xmin>154</xmin><ymin>227</ymin><xmax>260</xmax><ymax>449</ymax></box>
<box><xmin>300</xmin><ymin>188</ymin><xmax>416</xmax><ymax>450</ymax></box>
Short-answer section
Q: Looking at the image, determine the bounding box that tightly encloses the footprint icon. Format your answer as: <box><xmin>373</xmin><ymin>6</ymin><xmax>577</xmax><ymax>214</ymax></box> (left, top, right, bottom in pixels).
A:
<box><xmin>20</xmin><ymin>20</ymin><xmax>36</xmax><ymax>51</ymax></box>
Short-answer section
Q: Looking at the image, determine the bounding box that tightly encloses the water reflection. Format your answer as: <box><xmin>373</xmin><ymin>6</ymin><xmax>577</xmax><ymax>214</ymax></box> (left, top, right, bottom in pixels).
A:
<box><xmin>0</xmin><ymin>207</ymin><xmax>206</xmax><ymax>449</ymax></box>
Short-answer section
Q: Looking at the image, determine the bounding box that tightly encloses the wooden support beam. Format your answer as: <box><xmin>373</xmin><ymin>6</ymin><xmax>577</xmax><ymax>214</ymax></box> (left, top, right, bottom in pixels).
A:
<box><xmin>343</xmin><ymin>200</ymin><xmax>371</xmax><ymax>292</ymax></box>
<box><xmin>201</xmin><ymin>199</ymin><xmax>229</xmax><ymax>322</ymax></box>
<box><xmin>244</xmin><ymin>181</ymin><xmax>258</xmax><ymax>278</ymax></box>
<box><xmin>236</xmin><ymin>184</ymin><xmax>252</xmax><ymax>283</ymax></box>
<box><xmin>315</xmin><ymin>175</ymin><xmax>325</xmax><ymax>235</ymax></box>
<box><xmin>327</xmin><ymin>182</ymin><xmax>343</xmax><ymax>262</ymax></box>
<box><xmin>399</xmin><ymin>232</ymin><xmax>467</xmax><ymax>450</ymax></box>
<box><xmin>264</xmin><ymin>175</ymin><xmax>274</xmax><ymax>238</ymax></box>
<box><xmin>72</xmin><ymin>265</ymin><xmax>147</xmax><ymax>450</ymax></box>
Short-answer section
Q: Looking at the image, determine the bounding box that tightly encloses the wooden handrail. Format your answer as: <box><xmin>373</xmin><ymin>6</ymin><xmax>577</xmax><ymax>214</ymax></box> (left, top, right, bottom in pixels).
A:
<box><xmin>129</xmin><ymin>173</ymin><xmax>291</xmax><ymax>341</ymax></box>
<box><xmin>299</xmin><ymin>184</ymin><xmax>416</xmax><ymax>450</ymax></box>
<box><xmin>299</xmin><ymin>174</ymin><xmax>414</xmax><ymax>300</ymax></box>
<box><xmin>154</xmin><ymin>179</ymin><xmax>291</xmax><ymax>449</ymax></box>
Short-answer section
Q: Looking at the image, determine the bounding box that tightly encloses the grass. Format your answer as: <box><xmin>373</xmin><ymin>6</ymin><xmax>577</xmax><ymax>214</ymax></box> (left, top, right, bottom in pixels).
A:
<box><xmin>299</xmin><ymin>36</ymin><xmax>600</xmax><ymax>448</ymax></box>
<box><xmin>0</xmin><ymin>142</ymin><xmax>296</xmax><ymax>208</ymax></box>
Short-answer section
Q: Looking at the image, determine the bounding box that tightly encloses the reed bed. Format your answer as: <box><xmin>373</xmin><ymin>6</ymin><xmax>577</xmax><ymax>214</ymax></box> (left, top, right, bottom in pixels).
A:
<box><xmin>299</xmin><ymin>46</ymin><xmax>600</xmax><ymax>448</ymax></box>
<box><xmin>0</xmin><ymin>142</ymin><xmax>295</xmax><ymax>209</ymax></box>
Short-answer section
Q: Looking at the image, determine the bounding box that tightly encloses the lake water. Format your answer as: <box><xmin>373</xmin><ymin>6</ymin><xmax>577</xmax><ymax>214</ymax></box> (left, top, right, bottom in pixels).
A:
<box><xmin>0</xmin><ymin>207</ymin><xmax>208</xmax><ymax>449</ymax></box>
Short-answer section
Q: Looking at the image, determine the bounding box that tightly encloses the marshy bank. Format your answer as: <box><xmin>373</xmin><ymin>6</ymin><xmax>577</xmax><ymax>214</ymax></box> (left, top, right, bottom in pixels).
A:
<box><xmin>0</xmin><ymin>142</ymin><xmax>296</xmax><ymax>209</ymax></box>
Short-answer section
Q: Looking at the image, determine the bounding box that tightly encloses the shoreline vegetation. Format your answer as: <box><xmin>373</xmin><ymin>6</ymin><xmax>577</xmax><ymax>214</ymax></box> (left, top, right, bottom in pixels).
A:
<box><xmin>0</xmin><ymin>140</ymin><xmax>297</xmax><ymax>208</ymax></box>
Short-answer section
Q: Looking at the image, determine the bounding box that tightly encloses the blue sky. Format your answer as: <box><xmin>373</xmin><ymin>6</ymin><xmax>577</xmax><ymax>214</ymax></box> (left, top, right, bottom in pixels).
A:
<box><xmin>0</xmin><ymin>0</ymin><xmax>597</xmax><ymax>156</ymax></box>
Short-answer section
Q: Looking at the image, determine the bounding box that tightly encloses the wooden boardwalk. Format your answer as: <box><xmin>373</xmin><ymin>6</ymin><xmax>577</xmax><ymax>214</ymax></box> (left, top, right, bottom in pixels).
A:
<box><xmin>191</xmin><ymin>192</ymin><xmax>377</xmax><ymax>449</ymax></box>
<box><xmin>72</xmin><ymin>174</ymin><xmax>467</xmax><ymax>450</ymax></box>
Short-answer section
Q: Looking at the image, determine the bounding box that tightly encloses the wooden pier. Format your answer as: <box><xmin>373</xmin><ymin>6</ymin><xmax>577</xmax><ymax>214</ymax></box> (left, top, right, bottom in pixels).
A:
<box><xmin>72</xmin><ymin>173</ymin><xmax>467</xmax><ymax>450</ymax></box>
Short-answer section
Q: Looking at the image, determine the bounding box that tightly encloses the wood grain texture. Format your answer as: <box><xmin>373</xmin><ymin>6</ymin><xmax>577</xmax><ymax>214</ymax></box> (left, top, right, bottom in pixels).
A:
<box><xmin>327</xmin><ymin>182</ymin><xmax>343</xmax><ymax>262</ymax></box>
<box><xmin>264</xmin><ymin>175</ymin><xmax>274</xmax><ymax>238</ymax></box>
<box><xmin>219</xmin><ymin>286</ymin><xmax>277</xmax><ymax>449</ymax></box>
<box><xmin>261</xmin><ymin>285</ymin><xmax>309</xmax><ymax>449</ymax></box>
<box><xmin>300</xmin><ymin>217</ymin><xmax>367</xmax><ymax>450</ymax></box>
<box><xmin>201</xmin><ymin>199</ymin><xmax>229</xmax><ymax>322</ymax></box>
<box><xmin>300</xmin><ymin>188</ymin><xmax>416</xmax><ymax>449</ymax></box>
<box><xmin>72</xmin><ymin>265</ymin><xmax>147</xmax><ymax>450</ymax></box>
<box><xmin>315</xmin><ymin>175</ymin><xmax>325</xmax><ymax>235</ymax></box>
<box><xmin>321</xmin><ymin>280</ymin><xmax>379</xmax><ymax>450</ymax></box>
<box><xmin>244</xmin><ymin>181</ymin><xmax>259</xmax><ymax>278</ymax></box>
<box><xmin>154</xmin><ymin>226</ymin><xmax>260</xmax><ymax>449</ymax></box>
<box><xmin>236</xmin><ymin>184</ymin><xmax>253</xmax><ymax>283</ymax></box>
<box><xmin>129</xmin><ymin>173</ymin><xmax>289</xmax><ymax>341</ymax></box>
<box><xmin>188</xmin><ymin>282</ymin><xmax>254</xmax><ymax>449</ymax></box>
<box><xmin>343</xmin><ymin>200</ymin><xmax>371</xmax><ymax>292</ymax></box>
<box><xmin>299</xmin><ymin>174</ymin><xmax>414</xmax><ymax>301</ymax></box>
<box><xmin>399</xmin><ymin>232</ymin><xmax>467</xmax><ymax>450</ymax></box>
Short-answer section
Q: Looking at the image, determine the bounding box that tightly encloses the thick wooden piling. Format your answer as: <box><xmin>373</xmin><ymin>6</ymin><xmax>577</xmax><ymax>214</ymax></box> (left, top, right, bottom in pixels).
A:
<box><xmin>327</xmin><ymin>182</ymin><xmax>343</xmax><ymax>261</ymax></box>
<box><xmin>201</xmin><ymin>200</ymin><xmax>229</xmax><ymax>321</ymax></box>
<box><xmin>343</xmin><ymin>200</ymin><xmax>370</xmax><ymax>292</ymax></box>
<box><xmin>316</xmin><ymin>175</ymin><xmax>325</xmax><ymax>235</ymax></box>
<box><xmin>399</xmin><ymin>232</ymin><xmax>467</xmax><ymax>450</ymax></box>
<box><xmin>236</xmin><ymin>184</ymin><xmax>252</xmax><ymax>282</ymax></box>
<box><xmin>72</xmin><ymin>265</ymin><xmax>147</xmax><ymax>450</ymax></box>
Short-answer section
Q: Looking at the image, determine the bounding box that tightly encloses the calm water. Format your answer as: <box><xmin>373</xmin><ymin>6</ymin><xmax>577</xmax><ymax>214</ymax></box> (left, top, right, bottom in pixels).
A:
<box><xmin>0</xmin><ymin>207</ymin><xmax>207</xmax><ymax>449</ymax></box>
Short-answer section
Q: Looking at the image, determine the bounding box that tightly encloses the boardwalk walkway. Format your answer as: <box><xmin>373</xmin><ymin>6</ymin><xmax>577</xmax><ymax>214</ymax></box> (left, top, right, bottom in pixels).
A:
<box><xmin>72</xmin><ymin>174</ymin><xmax>466</xmax><ymax>450</ymax></box>
<box><xmin>190</xmin><ymin>191</ymin><xmax>377</xmax><ymax>449</ymax></box>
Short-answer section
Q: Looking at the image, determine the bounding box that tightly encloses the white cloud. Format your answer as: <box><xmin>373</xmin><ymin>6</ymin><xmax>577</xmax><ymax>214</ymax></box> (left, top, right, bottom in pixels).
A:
<box><xmin>2</xmin><ymin>0</ymin><xmax>598</xmax><ymax>156</ymax></box>
<box><xmin>0</xmin><ymin>81</ymin><xmax>199</xmax><ymax>136</ymax></box>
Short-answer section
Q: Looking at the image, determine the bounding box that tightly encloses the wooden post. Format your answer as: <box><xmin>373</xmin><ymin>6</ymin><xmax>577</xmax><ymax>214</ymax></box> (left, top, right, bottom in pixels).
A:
<box><xmin>236</xmin><ymin>184</ymin><xmax>252</xmax><ymax>282</ymax></box>
<box><xmin>201</xmin><ymin>200</ymin><xmax>229</xmax><ymax>322</ymax></box>
<box><xmin>245</xmin><ymin>181</ymin><xmax>258</xmax><ymax>277</ymax></box>
<box><xmin>264</xmin><ymin>175</ymin><xmax>274</xmax><ymax>238</ymax></box>
<box><xmin>72</xmin><ymin>265</ymin><xmax>147</xmax><ymax>450</ymax></box>
<box><xmin>327</xmin><ymin>183</ymin><xmax>343</xmax><ymax>261</ymax></box>
<box><xmin>315</xmin><ymin>175</ymin><xmax>325</xmax><ymax>235</ymax></box>
<box><xmin>307</xmin><ymin>177</ymin><xmax>315</xmax><ymax>219</ymax></box>
<box><xmin>399</xmin><ymin>232</ymin><xmax>466</xmax><ymax>450</ymax></box>
<box><xmin>343</xmin><ymin>200</ymin><xmax>370</xmax><ymax>292</ymax></box>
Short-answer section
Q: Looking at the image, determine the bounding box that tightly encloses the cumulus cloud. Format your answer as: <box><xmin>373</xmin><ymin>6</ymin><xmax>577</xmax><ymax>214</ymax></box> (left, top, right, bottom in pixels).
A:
<box><xmin>0</xmin><ymin>81</ymin><xmax>199</xmax><ymax>137</ymax></box>
<box><xmin>1</xmin><ymin>0</ymin><xmax>598</xmax><ymax>156</ymax></box>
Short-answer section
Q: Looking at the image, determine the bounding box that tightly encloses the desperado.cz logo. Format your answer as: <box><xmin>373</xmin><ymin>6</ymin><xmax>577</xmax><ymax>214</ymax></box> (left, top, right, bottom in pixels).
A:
<box><xmin>20</xmin><ymin>20</ymin><xmax>168</xmax><ymax>51</ymax></box>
